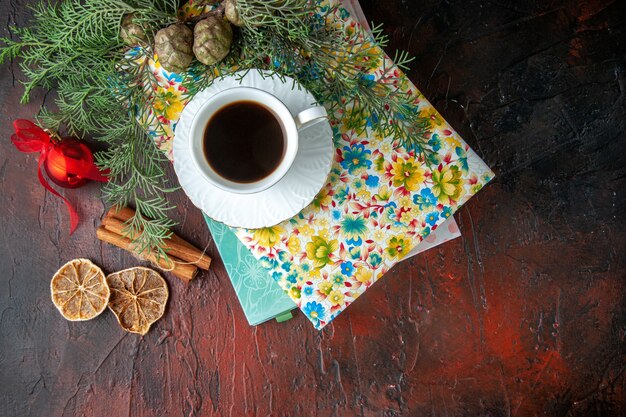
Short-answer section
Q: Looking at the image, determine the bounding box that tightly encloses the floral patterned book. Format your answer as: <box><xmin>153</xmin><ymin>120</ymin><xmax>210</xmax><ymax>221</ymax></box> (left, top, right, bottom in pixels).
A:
<box><xmin>231</xmin><ymin>2</ymin><xmax>494</xmax><ymax>329</ymax></box>
<box><xmin>139</xmin><ymin>0</ymin><xmax>493</xmax><ymax>329</ymax></box>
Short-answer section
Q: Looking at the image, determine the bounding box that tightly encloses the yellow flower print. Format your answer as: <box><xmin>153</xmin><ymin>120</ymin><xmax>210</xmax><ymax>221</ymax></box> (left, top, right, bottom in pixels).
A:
<box><xmin>287</xmin><ymin>235</ymin><xmax>301</xmax><ymax>255</ymax></box>
<box><xmin>299</xmin><ymin>224</ymin><xmax>314</xmax><ymax>238</ymax></box>
<box><xmin>318</xmin><ymin>228</ymin><xmax>331</xmax><ymax>241</ymax></box>
<box><xmin>358</xmin><ymin>42</ymin><xmax>382</xmax><ymax>69</ymax></box>
<box><xmin>176</xmin><ymin>1</ymin><xmax>206</xmax><ymax>20</ymax></box>
<box><xmin>307</xmin><ymin>268</ymin><xmax>321</xmax><ymax>279</ymax></box>
<box><xmin>153</xmin><ymin>86</ymin><xmax>185</xmax><ymax>121</ymax></box>
<box><xmin>357</xmin><ymin>189</ymin><xmax>371</xmax><ymax>201</ymax></box>
<box><xmin>252</xmin><ymin>225</ymin><xmax>285</xmax><ymax>248</ymax></box>
<box><xmin>312</xmin><ymin>187</ymin><xmax>332</xmax><ymax>208</ymax></box>
<box><xmin>289</xmin><ymin>287</ymin><xmax>301</xmax><ymax>299</ymax></box>
<box><xmin>421</xmin><ymin>107</ymin><xmax>445</xmax><ymax>127</ymax></box>
<box><xmin>318</xmin><ymin>281</ymin><xmax>333</xmax><ymax>295</ymax></box>
<box><xmin>380</xmin><ymin>142</ymin><xmax>392</xmax><ymax>154</ymax></box>
<box><xmin>328</xmin><ymin>290</ymin><xmax>345</xmax><ymax>306</ymax></box>
<box><xmin>354</xmin><ymin>267</ymin><xmax>373</xmax><ymax>284</ymax></box>
<box><xmin>390</xmin><ymin>158</ymin><xmax>425</xmax><ymax>192</ymax></box>
<box><xmin>306</xmin><ymin>235</ymin><xmax>338</xmax><ymax>268</ymax></box>
<box><xmin>431</xmin><ymin>165</ymin><xmax>464</xmax><ymax>204</ymax></box>
<box><xmin>341</xmin><ymin>113</ymin><xmax>361</xmax><ymax>133</ymax></box>
<box><xmin>375</xmin><ymin>185</ymin><xmax>392</xmax><ymax>202</ymax></box>
<box><xmin>372</xmin><ymin>228</ymin><xmax>386</xmax><ymax>243</ymax></box>
<box><xmin>374</xmin><ymin>155</ymin><xmax>386</xmax><ymax>173</ymax></box>
<box><xmin>398</xmin><ymin>196</ymin><xmax>412</xmax><ymax>207</ymax></box>
<box><xmin>151</xmin><ymin>53</ymin><xmax>161</xmax><ymax>68</ymax></box>
<box><xmin>445</xmin><ymin>135</ymin><xmax>463</xmax><ymax>149</ymax></box>
<box><xmin>400</xmin><ymin>211</ymin><xmax>414</xmax><ymax>223</ymax></box>
<box><xmin>371</xmin><ymin>128</ymin><xmax>386</xmax><ymax>143</ymax></box>
<box><xmin>385</xmin><ymin>234</ymin><xmax>413</xmax><ymax>260</ymax></box>
<box><xmin>315</xmin><ymin>217</ymin><xmax>330</xmax><ymax>229</ymax></box>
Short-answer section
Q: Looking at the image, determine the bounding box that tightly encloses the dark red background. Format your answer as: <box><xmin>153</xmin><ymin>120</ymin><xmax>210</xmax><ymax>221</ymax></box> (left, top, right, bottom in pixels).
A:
<box><xmin>1</xmin><ymin>0</ymin><xmax>625</xmax><ymax>416</ymax></box>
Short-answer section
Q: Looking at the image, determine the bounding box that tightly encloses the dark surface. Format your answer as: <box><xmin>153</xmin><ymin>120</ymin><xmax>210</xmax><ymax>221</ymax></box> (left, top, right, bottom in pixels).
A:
<box><xmin>1</xmin><ymin>0</ymin><xmax>625</xmax><ymax>416</ymax></box>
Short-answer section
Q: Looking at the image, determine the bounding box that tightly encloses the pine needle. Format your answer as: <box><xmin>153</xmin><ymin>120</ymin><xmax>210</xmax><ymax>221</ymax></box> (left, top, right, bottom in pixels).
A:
<box><xmin>1</xmin><ymin>0</ymin><xmax>433</xmax><ymax>258</ymax></box>
<box><xmin>1</xmin><ymin>0</ymin><xmax>179</xmax><ymax>257</ymax></box>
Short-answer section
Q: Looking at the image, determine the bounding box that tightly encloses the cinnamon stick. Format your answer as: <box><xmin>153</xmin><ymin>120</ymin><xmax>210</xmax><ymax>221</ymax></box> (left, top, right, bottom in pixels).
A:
<box><xmin>96</xmin><ymin>226</ymin><xmax>198</xmax><ymax>282</ymax></box>
<box><xmin>102</xmin><ymin>215</ymin><xmax>211</xmax><ymax>270</ymax></box>
<box><xmin>106</xmin><ymin>206</ymin><xmax>211</xmax><ymax>270</ymax></box>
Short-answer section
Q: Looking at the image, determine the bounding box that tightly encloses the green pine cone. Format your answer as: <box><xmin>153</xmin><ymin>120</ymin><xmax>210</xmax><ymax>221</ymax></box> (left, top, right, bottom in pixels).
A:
<box><xmin>154</xmin><ymin>23</ymin><xmax>194</xmax><ymax>73</ymax></box>
<box><xmin>193</xmin><ymin>16</ymin><xmax>233</xmax><ymax>66</ymax></box>
<box><xmin>120</xmin><ymin>14</ymin><xmax>149</xmax><ymax>45</ymax></box>
<box><xmin>224</xmin><ymin>0</ymin><xmax>244</xmax><ymax>27</ymax></box>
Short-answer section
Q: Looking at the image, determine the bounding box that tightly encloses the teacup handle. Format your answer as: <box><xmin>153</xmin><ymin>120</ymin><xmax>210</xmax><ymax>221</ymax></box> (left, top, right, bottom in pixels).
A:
<box><xmin>294</xmin><ymin>106</ymin><xmax>328</xmax><ymax>130</ymax></box>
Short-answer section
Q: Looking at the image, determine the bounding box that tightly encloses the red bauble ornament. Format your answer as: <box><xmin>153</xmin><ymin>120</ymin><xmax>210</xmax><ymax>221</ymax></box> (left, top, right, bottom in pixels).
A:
<box><xmin>44</xmin><ymin>138</ymin><xmax>94</xmax><ymax>188</ymax></box>
<box><xmin>10</xmin><ymin>119</ymin><xmax>109</xmax><ymax>234</ymax></box>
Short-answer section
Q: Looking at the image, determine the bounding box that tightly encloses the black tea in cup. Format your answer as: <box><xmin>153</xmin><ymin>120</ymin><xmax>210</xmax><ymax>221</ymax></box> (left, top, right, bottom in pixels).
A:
<box><xmin>202</xmin><ymin>101</ymin><xmax>286</xmax><ymax>184</ymax></box>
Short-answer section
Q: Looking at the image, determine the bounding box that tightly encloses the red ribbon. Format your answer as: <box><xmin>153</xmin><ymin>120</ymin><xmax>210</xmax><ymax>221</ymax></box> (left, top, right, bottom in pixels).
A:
<box><xmin>10</xmin><ymin>120</ymin><xmax>108</xmax><ymax>234</ymax></box>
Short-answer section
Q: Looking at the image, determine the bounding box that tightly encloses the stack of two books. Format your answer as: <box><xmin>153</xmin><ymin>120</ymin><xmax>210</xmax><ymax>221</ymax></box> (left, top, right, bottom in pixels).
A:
<box><xmin>204</xmin><ymin>0</ymin><xmax>464</xmax><ymax>327</ymax></box>
<box><xmin>204</xmin><ymin>214</ymin><xmax>461</xmax><ymax>326</ymax></box>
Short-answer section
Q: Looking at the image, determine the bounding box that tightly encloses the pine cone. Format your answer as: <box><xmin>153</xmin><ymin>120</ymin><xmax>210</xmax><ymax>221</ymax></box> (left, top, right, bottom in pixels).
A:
<box><xmin>154</xmin><ymin>24</ymin><xmax>194</xmax><ymax>73</ymax></box>
<box><xmin>223</xmin><ymin>0</ymin><xmax>244</xmax><ymax>27</ymax></box>
<box><xmin>193</xmin><ymin>16</ymin><xmax>233</xmax><ymax>66</ymax></box>
<box><xmin>120</xmin><ymin>14</ymin><xmax>148</xmax><ymax>45</ymax></box>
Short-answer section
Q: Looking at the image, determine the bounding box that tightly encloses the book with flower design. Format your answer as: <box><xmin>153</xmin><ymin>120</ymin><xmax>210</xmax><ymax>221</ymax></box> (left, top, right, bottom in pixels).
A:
<box><xmin>230</xmin><ymin>1</ymin><xmax>494</xmax><ymax>329</ymax></box>
<box><xmin>137</xmin><ymin>0</ymin><xmax>488</xmax><ymax>329</ymax></box>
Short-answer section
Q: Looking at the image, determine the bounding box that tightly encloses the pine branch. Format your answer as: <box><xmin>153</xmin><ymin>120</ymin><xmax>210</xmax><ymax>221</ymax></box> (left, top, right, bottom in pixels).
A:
<box><xmin>1</xmin><ymin>0</ymin><xmax>180</xmax><ymax>257</ymax></box>
<box><xmin>2</xmin><ymin>0</ymin><xmax>434</xmax><ymax>258</ymax></box>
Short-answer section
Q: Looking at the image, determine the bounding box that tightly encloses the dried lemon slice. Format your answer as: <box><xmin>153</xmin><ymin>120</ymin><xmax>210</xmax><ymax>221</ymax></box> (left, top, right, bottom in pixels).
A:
<box><xmin>50</xmin><ymin>258</ymin><xmax>110</xmax><ymax>321</ymax></box>
<box><xmin>106</xmin><ymin>267</ymin><xmax>169</xmax><ymax>335</ymax></box>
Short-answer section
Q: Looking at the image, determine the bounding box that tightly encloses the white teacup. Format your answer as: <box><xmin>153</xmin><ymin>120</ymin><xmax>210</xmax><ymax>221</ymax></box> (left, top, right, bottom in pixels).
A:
<box><xmin>189</xmin><ymin>87</ymin><xmax>327</xmax><ymax>194</ymax></box>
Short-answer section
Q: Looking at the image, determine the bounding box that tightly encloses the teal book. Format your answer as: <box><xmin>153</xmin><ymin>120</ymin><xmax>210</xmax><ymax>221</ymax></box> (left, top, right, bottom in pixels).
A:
<box><xmin>204</xmin><ymin>214</ymin><xmax>296</xmax><ymax>325</ymax></box>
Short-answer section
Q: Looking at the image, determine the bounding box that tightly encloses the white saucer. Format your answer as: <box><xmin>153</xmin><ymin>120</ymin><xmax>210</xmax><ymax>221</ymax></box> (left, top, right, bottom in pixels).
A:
<box><xmin>173</xmin><ymin>70</ymin><xmax>333</xmax><ymax>229</ymax></box>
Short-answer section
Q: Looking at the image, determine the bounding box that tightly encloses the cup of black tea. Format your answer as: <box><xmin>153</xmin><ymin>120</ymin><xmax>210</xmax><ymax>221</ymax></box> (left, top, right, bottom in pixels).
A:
<box><xmin>189</xmin><ymin>87</ymin><xmax>327</xmax><ymax>194</ymax></box>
